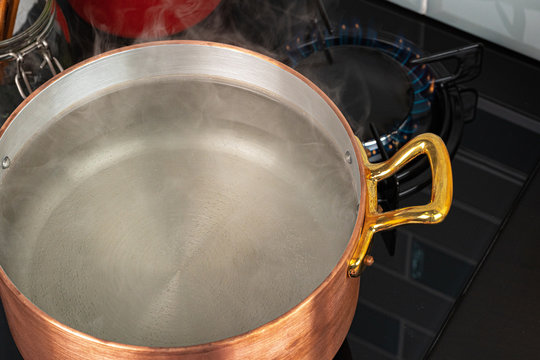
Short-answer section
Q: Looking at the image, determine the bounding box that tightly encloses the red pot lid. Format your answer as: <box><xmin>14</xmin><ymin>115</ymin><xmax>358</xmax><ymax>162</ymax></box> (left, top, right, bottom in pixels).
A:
<box><xmin>68</xmin><ymin>0</ymin><xmax>222</xmax><ymax>39</ymax></box>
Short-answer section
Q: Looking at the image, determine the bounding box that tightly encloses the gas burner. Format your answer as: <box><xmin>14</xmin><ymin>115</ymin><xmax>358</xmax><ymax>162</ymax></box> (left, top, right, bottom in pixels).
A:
<box><xmin>283</xmin><ymin>19</ymin><xmax>482</xmax><ymax>197</ymax></box>
<box><xmin>284</xmin><ymin>23</ymin><xmax>481</xmax><ymax>165</ymax></box>
<box><xmin>282</xmin><ymin>8</ymin><xmax>482</xmax><ymax>257</ymax></box>
<box><xmin>288</xmin><ymin>30</ymin><xmax>436</xmax><ymax>160</ymax></box>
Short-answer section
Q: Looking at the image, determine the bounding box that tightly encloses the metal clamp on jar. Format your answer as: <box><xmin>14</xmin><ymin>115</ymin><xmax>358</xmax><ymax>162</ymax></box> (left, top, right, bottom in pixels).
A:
<box><xmin>0</xmin><ymin>0</ymin><xmax>70</xmax><ymax>123</ymax></box>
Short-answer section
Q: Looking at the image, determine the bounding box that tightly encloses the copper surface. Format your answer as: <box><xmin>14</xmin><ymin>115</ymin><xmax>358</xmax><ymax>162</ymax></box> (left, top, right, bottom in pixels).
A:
<box><xmin>4</xmin><ymin>0</ymin><xmax>19</xmax><ymax>39</ymax></box>
<box><xmin>0</xmin><ymin>41</ymin><xmax>367</xmax><ymax>359</ymax></box>
<box><xmin>0</xmin><ymin>0</ymin><xmax>7</xmax><ymax>83</ymax></box>
<box><xmin>0</xmin><ymin>261</ymin><xmax>361</xmax><ymax>359</ymax></box>
<box><xmin>363</xmin><ymin>255</ymin><xmax>374</xmax><ymax>267</ymax></box>
<box><xmin>0</xmin><ymin>0</ymin><xmax>7</xmax><ymax>41</ymax></box>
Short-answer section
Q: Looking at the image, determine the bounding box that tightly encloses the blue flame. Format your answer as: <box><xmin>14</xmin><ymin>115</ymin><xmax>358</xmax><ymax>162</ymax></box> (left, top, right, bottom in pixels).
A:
<box><xmin>285</xmin><ymin>21</ymin><xmax>436</xmax><ymax>158</ymax></box>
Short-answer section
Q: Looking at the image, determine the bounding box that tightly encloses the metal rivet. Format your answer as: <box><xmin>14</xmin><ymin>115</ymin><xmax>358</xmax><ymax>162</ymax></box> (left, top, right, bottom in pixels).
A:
<box><xmin>2</xmin><ymin>156</ymin><xmax>10</xmax><ymax>169</ymax></box>
<box><xmin>364</xmin><ymin>255</ymin><xmax>374</xmax><ymax>267</ymax></box>
<box><xmin>345</xmin><ymin>151</ymin><xmax>352</xmax><ymax>164</ymax></box>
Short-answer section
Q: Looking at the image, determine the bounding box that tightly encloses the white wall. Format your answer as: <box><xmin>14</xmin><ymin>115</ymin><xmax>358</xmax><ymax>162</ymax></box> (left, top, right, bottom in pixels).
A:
<box><xmin>387</xmin><ymin>0</ymin><xmax>540</xmax><ymax>61</ymax></box>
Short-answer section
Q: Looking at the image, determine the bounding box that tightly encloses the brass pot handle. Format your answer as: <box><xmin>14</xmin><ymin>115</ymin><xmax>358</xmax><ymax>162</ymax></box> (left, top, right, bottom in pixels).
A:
<box><xmin>348</xmin><ymin>133</ymin><xmax>453</xmax><ymax>277</ymax></box>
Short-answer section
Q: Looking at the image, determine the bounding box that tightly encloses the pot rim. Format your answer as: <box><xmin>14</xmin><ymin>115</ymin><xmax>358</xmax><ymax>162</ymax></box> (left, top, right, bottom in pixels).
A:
<box><xmin>0</xmin><ymin>40</ymin><xmax>367</xmax><ymax>353</ymax></box>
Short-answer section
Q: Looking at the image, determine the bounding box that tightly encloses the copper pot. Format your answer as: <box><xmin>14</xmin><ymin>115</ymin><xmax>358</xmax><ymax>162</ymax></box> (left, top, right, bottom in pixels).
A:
<box><xmin>0</xmin><ymin>41</ymin><xmax>452</xmax><ymax>359</ymax></box>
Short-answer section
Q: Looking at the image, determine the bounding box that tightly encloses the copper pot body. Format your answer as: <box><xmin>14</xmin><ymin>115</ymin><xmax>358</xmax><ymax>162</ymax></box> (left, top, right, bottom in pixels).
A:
<box><xmin>0</xmin><ymin>41</ymin><xmax>452</xmax><ymax>359</ymax></box>
<box><xmin>0</xmin><ymin>255</ymin><xmax>361</xmax><ymax>359</ymax></box>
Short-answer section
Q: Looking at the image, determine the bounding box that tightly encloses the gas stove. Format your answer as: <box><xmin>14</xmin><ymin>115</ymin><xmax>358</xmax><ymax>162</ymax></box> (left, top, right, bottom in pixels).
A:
<box><xmin>1</xmin><ymin>0</ymin><xmax>540</xmax><ymax>359</ymax></box>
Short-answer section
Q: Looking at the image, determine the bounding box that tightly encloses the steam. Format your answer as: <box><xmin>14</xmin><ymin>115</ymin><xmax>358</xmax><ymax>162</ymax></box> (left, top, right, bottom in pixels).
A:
<box><xmin>0</xmin><ymin>0</ymin><xmax>361</xmax><ymax>349</ymax></box>
<box><xmin>79</xmin><ymin>0</ymin><xmax>321</xmax><ymax>60</ymax></box>
<box><xmin>79</xmin><ymin>0</ymin><xmax>363</xmax><ymax>134</ymax></box>
<box><xmin>0</xmin><ymin>77</ymin><xmax>358</xmax><ymax>346</ymax></box>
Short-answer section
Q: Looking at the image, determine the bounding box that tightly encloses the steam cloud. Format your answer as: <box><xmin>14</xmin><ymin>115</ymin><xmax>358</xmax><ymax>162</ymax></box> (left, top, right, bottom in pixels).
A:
<box><xmin>0</xmin><ymin>0</ymin><xmax>361</xmax><ymax>349</ymax></box>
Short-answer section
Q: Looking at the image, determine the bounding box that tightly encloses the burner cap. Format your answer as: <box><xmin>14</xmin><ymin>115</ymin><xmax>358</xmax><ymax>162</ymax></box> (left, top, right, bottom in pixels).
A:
<box><xmin>295</xmin><ymin>46</ymin><xmax>413</xmax><ymax>141</ymax></box>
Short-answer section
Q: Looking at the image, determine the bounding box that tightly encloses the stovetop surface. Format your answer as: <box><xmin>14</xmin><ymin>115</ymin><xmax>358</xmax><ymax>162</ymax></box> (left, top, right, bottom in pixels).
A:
<box><xmin>1</xmin><ymin>1</ymin><xmax>540</xmax><ymax>359</ymax></box>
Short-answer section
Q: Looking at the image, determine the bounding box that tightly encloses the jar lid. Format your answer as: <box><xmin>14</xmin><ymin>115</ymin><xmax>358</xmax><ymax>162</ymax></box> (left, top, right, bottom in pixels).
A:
<box><xmin>0</xmin><ymin>0</ymin><xmax>53</xmax><ymax>54</ymax></box>
<box><xmin>12</xmin><ymin>0</ymin><xmax>47</xmax><ymax>36</ymax></box>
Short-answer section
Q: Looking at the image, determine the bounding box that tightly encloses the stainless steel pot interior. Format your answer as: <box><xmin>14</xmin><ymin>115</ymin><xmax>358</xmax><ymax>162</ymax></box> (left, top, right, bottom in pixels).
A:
<box><xmin>0</xmin><ymin>43</ymin><xmax>362</xmax><ymax>347</ymax></box>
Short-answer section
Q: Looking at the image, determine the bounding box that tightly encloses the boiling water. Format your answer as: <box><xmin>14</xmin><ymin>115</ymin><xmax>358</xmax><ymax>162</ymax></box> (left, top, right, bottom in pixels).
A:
<box><xmin>0</xmin><ymin>77</ymin><xmax>358</xmax><ymax>347</ymax></box>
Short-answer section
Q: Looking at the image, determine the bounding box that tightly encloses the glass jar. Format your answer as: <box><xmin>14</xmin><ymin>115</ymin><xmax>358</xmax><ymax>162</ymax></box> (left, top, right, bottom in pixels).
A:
<box><xmin>0</xmin><ymin>0</ymin><xmax>71</xmax><ymax>124</ymax></box>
